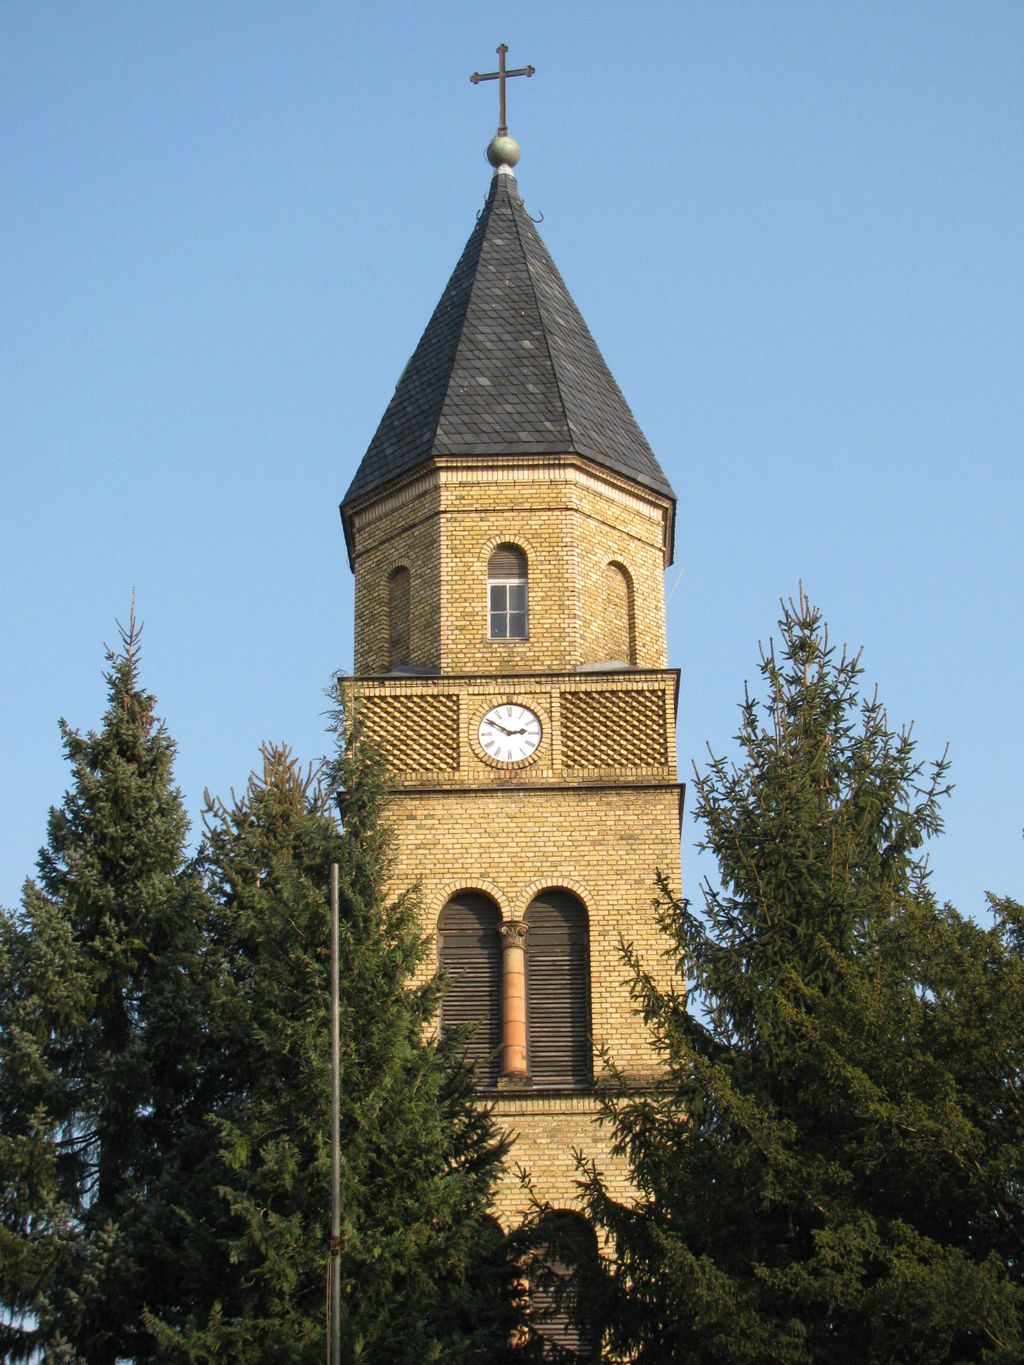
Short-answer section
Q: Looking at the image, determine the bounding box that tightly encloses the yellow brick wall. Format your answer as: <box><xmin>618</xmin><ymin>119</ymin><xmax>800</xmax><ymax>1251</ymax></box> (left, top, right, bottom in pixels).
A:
<box><xmin>390</xmin><ymin>779</ymin><xmax>681</xmax><ymax>1217</ymax></box>
<box><xmin>345</xmin><ymin>451</ymin><xmax>681</xmax><ymax>1220</ymax></box>
<box><xmin>352</xmin><ymin>471</ymin><xmax>442</xmax><ymax>675</ymax></box>
<box><xmin>388</xmin><ymin>782</ymin><xmax>681</xmax><ymax>1075</ymax></box>
<box><xmin>488</xmin><ymin>1095</ymin><xmax>636</xmax><ymax>1228</ymax></box>
<box><xmin>347</xmin><ymin>667</ymin><xmax>683</xmax><ymax>1215</ymax></box>
<box><xmin>347</xmin><ymin>455</ymin><xmax>672</xmax><ymax>676</ymax></box>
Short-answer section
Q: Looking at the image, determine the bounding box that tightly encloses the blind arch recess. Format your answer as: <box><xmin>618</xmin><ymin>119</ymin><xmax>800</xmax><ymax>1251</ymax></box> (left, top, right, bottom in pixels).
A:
<box><xmin>388</xmin><ymin>566</ymin><xmax>411</xmax><ymax>668</ymax></box>
<box><xmin>603</xmin><ymin>561</ymin><xmax>636</xmax><ymax>665</ymax></box>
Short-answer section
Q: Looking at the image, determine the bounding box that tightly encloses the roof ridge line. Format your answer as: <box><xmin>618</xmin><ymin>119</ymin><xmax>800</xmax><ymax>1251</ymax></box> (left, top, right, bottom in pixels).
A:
<box><xmin>506</xmin><ymin>181</ymin><xmax>579</xmax><ymax>454</ymax></box>
<box><xmin>430</xmin><ymin>186</ymin><xmax>497</xmax><ymax>452</ymax></box>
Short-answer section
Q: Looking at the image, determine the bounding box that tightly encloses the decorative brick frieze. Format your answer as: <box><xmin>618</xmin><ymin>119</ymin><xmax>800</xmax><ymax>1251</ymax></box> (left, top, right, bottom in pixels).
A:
<box><xmin>358</xmin><ymin>693</ymin><xmax>460</xmax><ymax>773</ymax></box>
<box><xmin>561</xmin><ymin>688</ymin><xmax>668</xmax><ymax>770</ymax></box>
<box><xmin>351</xmin><ymin>669</ymin><xmax>678</xmax><ymax>789</ymax></box>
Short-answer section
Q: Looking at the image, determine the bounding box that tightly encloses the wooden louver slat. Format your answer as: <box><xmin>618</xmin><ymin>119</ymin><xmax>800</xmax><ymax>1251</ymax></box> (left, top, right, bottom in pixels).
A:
<box><xmin>529</xmin><ymin>1265</ymin><xmax>590</xmax><ymax>1359</ymax></box>
<box><xmin>438</xmin><ymin>895</ymin><xmax>502</xmax><ymax>1088</ymax></box>
<box><xmin>529</xmin><ymin>1212</ymin><xmax>598</xmax><ymax>1359</ymax></box>
<box><xmin>525</xmin><ymin>892</ymin><xmax>591</xmax><ymax>1088</ymax></box>
<box><xmin>488</xmin><ymin>545</ymin><xmax>527</xmax><ymax>579</ymax></box>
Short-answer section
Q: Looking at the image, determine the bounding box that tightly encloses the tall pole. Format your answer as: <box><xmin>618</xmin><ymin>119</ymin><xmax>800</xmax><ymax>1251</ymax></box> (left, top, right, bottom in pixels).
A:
<box><xmin>329</xmin><ymin>862</ymin><xmax>342</xmax><ymax>1364</ymax></box>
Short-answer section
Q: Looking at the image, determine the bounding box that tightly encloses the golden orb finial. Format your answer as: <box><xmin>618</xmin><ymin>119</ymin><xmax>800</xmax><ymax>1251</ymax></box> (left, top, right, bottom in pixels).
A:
<box><xmin>486</xmin><ymin>134</ymin><xmax>521</xmax><ymax>169</ymax></box>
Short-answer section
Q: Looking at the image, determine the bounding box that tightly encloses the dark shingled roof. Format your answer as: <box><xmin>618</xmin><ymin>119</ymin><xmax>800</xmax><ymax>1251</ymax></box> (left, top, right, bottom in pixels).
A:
<box><xmin>342</xmin><ymin>168</ymin><xmax>675</xmax><ymax>513</ymax></box>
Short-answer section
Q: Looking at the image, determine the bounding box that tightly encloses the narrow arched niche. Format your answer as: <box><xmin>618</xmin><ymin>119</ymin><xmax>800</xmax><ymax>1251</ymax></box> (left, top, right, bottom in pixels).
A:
<box><xmin>603</xmin><ymin>561</ymin><xmax>636</xmax><ymax>665</ymax></box>
<box><xmin>387</xmin><ymin>566</ymin><xmax>411</xmax><ymax>668</ymax></box>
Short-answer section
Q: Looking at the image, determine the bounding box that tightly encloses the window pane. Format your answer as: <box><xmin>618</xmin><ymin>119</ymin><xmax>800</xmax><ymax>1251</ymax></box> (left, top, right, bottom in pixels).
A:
<box><xmin>508</xmin><ymin>584</ymin><xmax>527</xmax><ymax>611</ymax></box>
<box><xmin>508</xmin><ymin>612</ymin><xmax>527</xmax><ymax>639</ymax></box>
<box><xmin>489</xmin><ymin>546</ymin><xmax>527</xmax><ymax>578</ymax></box>
<box><xmin>490</xmin><ymin>584</ymin><xmax>507</xmax><ymax>611</ymax></box>
<box><xmin>491</xmin><ymin>613</ymin><xmax>507</xmax><ymax>639</ymax></box>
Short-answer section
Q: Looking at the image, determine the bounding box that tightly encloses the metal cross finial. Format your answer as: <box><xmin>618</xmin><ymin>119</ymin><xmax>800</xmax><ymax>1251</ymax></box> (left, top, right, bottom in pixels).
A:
<box><xmin>470</xmin><ymin>43</ymin><xmax>535</xmax><ymax>137</ymax></box>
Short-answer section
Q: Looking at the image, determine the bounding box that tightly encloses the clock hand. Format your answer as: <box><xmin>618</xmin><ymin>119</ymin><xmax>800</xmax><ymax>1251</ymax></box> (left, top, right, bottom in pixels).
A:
<box><xmin>486</xmin><ymin>721</ymin><xmax>516</xmax><ymax>736</ymax></box>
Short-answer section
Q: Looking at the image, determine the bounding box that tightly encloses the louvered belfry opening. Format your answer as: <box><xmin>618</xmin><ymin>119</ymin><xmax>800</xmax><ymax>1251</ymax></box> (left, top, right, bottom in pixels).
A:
<box><xmin>438</xmin><ymin>893</ymin><xmax>502</xmax><ymax>1087</ymax></box>
<box><xmin>529</xmin><ymin>1211</ymin><xmax>598</xmax><ymax>1360</ymax></box>
<box><xmin>524</xmin><ymin>891</ymin><xmax>591</xmax><ymax>1088</ymax></box>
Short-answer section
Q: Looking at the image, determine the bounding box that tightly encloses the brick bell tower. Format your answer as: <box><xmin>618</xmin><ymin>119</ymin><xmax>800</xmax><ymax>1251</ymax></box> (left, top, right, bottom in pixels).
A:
<box><xmin>340</xmin><ymin>90</ymin><xmax>682</xmax><ymax>1229</ymax></box>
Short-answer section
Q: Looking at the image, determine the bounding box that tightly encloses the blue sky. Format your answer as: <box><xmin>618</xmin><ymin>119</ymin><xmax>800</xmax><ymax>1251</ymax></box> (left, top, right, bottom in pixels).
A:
<box><xmin>2</xmin><ymin>2</ymin><xmax>1021</xmax><ymax>917</ymax></box>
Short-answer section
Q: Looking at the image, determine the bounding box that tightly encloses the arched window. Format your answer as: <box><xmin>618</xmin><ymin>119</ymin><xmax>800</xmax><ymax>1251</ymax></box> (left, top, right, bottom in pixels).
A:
<box><xmin>488</xmin><ymin>544</ymin><xmax>528</xmax><ymax>640</ymax></box>
<box><xmin>603</xmin><ymin>562</ymin><xmax>636</xmax><ymax>665</ymax></box>
<box><xmin>388</xmin><ymin>567</ymin><xmax>411</xmax><ymax>669</ymax></box>
<box><xmin>524</xmin><ymin>891</ymin><xmax>591</xmax><ymax>1088</ymax></box>
<box><xmin>528</xmin><ymin>1210</ymin><xmax>599</xmax><ymax>1360</ymax></box>
<box><xmin>437</xmin><ymin>893</ymin><xmax>502</xmax><ymax>1087</ymax></box>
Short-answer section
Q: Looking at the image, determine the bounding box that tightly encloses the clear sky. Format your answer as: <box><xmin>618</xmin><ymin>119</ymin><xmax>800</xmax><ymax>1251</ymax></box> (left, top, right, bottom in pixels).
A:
<box><xmin>2</xmin><ymin>2</ymin><xmax>1021</xmax><ymax>918</ymax></box>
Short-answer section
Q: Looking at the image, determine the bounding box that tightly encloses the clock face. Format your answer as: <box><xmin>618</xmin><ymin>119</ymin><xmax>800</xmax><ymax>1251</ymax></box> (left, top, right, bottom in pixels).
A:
<box><xmin>478</xmin><ymin>704</ymin><xmax>542</xmax><ymax>764</ymax></box>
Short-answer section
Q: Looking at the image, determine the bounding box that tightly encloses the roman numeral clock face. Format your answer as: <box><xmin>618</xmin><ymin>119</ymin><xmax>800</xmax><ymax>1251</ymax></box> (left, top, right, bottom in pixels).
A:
<box><xmin>478</xmin><ymin>703</ymin><xmax>542</xmax><ymax>764</ymax></box>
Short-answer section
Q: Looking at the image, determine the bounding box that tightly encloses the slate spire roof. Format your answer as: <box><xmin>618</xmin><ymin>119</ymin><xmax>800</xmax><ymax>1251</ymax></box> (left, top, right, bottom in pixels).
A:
<box><xmin>342</xmin><ymin>165</ymin><xmax>675</xmax><ymax>513</ymax></box>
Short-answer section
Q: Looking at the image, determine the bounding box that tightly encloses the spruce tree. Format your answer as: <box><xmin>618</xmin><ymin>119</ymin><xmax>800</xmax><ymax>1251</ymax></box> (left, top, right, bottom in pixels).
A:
<box><xmin>0</xmin><ymin>609</ymin><xmax>211</xmax><ymax>1363</ymax></box>
<box><xmin>149</xmin><ymin>698</ymin><xmax>524</xmax><ymax>1363</ymax></box>
<box><xmin>579</xmin><ymin>592</ymin><xmax>1024</xmax><ymax>1363</ymax></box>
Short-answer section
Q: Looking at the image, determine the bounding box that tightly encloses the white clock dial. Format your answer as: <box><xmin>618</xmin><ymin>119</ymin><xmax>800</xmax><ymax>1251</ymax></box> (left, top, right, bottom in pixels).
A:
<box><xmin>478</xmin><ymin>703</ymin><xmax>542</xmax><ymax>764</ymax></box>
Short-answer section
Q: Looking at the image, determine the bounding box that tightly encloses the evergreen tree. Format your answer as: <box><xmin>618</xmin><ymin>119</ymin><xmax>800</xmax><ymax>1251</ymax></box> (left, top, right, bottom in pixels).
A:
<box><xmin>0</xmin><ymin>609</ymin><xmax>211</xmax><ymax>1363</ymax></box>
<box><xmin>579</xmin><ymin>592</ymin><xmax>1024</xmax><ymax>1363</ymax></box>
<box><xmin>149</xmin><ymin>698</ymin><xmax>524</xmax><ymax>1363</ymax></box>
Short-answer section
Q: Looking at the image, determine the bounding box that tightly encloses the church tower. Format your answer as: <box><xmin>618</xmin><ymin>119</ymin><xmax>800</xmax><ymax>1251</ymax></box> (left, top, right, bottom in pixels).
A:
<box><xmin>340</xmin><ymin>72</ymin><xmax>681</xmax><ymax>1231</ymax></box>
